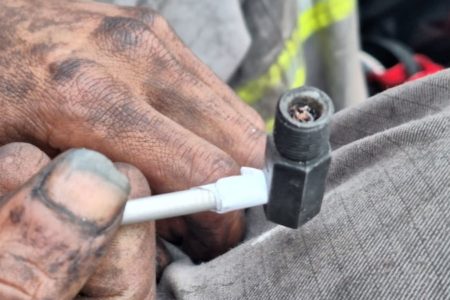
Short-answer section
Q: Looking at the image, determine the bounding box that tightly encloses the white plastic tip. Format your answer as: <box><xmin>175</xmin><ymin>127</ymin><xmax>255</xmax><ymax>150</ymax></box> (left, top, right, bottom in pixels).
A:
<box><xmin>200</xmin><ymin>167</ymin><xmax>269</xmax><ymax>213</ymax></box>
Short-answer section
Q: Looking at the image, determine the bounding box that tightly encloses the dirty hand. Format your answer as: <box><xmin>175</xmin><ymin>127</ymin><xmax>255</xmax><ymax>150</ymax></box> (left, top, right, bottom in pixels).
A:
<box><xmin>0</xmin><ymin>144</ymin><xmax>156</xmax><ymax>299</ymax></box>
<box><xmin>0</xmin><ymin>0</ymin><xmax>265</xmax><ymax>262</ymax></box>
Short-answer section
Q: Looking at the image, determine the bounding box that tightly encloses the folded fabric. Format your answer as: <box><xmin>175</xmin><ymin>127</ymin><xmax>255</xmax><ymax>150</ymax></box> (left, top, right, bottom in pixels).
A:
<box><xmin>159</xmin><ymin>70</ymin><xmax>450</xmax><ymax>299</ymax></box>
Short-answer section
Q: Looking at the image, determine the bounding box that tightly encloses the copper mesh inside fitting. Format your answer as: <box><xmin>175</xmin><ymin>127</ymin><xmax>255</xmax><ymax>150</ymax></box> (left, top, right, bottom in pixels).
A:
<box><xmin>288</xmin><ymin>100</ymin><xmax>321</xmax><ymax>123</ymax></box>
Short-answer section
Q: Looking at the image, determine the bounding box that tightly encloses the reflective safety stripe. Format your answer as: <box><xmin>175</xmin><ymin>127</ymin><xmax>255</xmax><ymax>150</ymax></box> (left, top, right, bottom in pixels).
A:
<box><xmin>299</xmin><ymin>0</ymin><xmax>356</xmax><ymax>41</ymax></box>
<box><xmin>237</xmin><ymin>0</ymin><xmax>356</xmax><ymax>105</ymax></box>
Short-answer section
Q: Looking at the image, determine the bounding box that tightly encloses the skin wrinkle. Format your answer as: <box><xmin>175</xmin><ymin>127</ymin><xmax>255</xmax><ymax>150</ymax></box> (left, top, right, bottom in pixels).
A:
<box><xmin>73</xmin><ymin>73</ymin><xmax>118</xmax><ymax>109</ymax></box>
<box><xmin>29</xmin><ymin>43</ymin><xmax>58</xmax><ymax>63</ymax></box>
<box><xmin>66</xmin><ymin>249</ymin><xmax>83</xmax><ymax>285</ymax></box>
<box><xmin>61</xmin><ymin>218</ymin><xmax>124</xmax><ymax>295</ymax></box>
<box><xmin>152</xmin><ymin>88</ymin><xmax>237</xmax><ymax>149</ymax></box>
<box><xmin>168</xmin><ymin>135</ymin><xmax>238</xmax><ymax>188</ymax></box>
<box><xmin>11</xmin><ymin>254</ymin><xmax>54</xmax><ymax>282</ymax></box>
<box><xmin>21</xmin><ymin>2</ymin><xmax>104</xmax><ymax>33</ymax></box>
<box><xmin>145</xmin><ymin>87</ymin><xmax>203</xmax><ymax>129</ymax></box>
<box><xmin>41</xmin><ymin>240</ymin><xmax>69</xmax><ymax>263</ymax></box>
<box><xmin>49</xmin><ymin>58</ymin><xmax>86</xmax><ymax>82</ymax></box>
<box><xmin>94</xmin><ymin>244</ymin><xmax>108</xmax><ymax>258</ymax></box>
<box><xmin>0</xmin><ymin>3</ymin><xmax>57</xmax><ymax>144</ymax></box>
<box><xmin>48</xmin><ymin>260</ymin><xmax>65</xmax><ymax>274</ymax></box>
<box><xmin>0</xmin><ymin>277</ymin><xmax>31</xmax><ymax>298</ymax></box>
<box><xmin>94</xmin><ymin>16</ymin><xmax>149</xmax><ymax>51</ymax></box>
<box><xmin>0</xmin><ymin>75</ymin><xmax>35</xmax><ymax>101</ymax></box>
<box><xmin>43</xmin><ymin>66</ymin><xmax>134</xmax><ymax>145</ymax></box>
<box><xmin>27</xmin><ymin>18</ymin><xmax>75</xmax><ymax>33</ymax></box>
<box><xmin>66</xmin><ymin>241</ymin><xmax>114</xmax><ymax>293</ymax></box>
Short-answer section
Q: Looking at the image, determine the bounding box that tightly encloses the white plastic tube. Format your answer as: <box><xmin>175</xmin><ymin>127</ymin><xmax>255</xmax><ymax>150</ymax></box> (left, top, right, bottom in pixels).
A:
<box><xmin>122</xmin><ymin>167</ymin><xmax>268</xmax><ymax>225</ymax></box>
<box><xmin>122</xmin><ymin>189</ymin><xmax>216</xmax><ymax>224</ymax></box>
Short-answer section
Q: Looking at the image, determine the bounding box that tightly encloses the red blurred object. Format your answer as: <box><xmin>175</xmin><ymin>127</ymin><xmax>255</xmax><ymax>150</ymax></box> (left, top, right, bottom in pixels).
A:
<box><xmin>370</xmin><ymin>54</ymin><xmax>444</xmax><ymax>88</ymax></box>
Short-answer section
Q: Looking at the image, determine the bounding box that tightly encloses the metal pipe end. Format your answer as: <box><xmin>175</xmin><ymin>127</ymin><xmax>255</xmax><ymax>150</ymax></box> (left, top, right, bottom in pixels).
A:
<box><xmin>274</xmin><ymin>86</ymin><xmax>334</xmax><ymax>161</ymax></box>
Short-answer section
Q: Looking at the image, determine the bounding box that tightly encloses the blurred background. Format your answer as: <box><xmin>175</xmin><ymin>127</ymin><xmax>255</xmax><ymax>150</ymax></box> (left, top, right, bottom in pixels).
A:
<box><xmin>105</xmin><ymin>0</ymin><xmax>450</xmax><ymax>128</ymax></box>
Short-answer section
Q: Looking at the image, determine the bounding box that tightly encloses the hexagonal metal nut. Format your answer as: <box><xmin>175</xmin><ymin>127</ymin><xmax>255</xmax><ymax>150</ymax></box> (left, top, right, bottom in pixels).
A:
<box><xmin>264</xmin><ymin>137</ymin><xmax>331</xmax><ymax>229</ymax></box>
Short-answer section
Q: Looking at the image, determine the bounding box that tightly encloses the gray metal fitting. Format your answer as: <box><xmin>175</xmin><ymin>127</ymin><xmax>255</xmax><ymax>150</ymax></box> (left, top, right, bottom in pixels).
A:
<box><xmin>264</xmin><ymin>86</ymin><xmax>334</xmax><ymax>229</ymax></box>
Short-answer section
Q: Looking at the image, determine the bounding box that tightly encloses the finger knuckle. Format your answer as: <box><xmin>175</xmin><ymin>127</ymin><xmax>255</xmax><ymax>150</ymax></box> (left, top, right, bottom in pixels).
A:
<box><xmin>46</xmin><ymin>58</ymin><xmax>136</xmax><ymax>134</ymax></box>
<box><xmin>0</xmin><ymin>143</ymin><xmax>48</xmax><ymax>193</ymax></box>
<box><xmin>48</xmin><ymin>58</ymin><xmax>96</xmax><ymax>83</ymax></box>
<box><xmin>251</xmin><ymin>112</ymin><xmax>266</xmax><ymax>132</ymax></box>
<box><xmin>198</xmin><ymin>151</ymin><xmax>239</xmax><ymax>184</ymax></box>
<box><xmin>171</xmin><ymin>140</ymin><xmax>240</xmax><ymax>186</ymax></box>
<box><xmin>0</xmin><ymin>142</ymin><xmax>41</xmax><ymax>158</ymax></box>
<box><xmin>46</xmin><ymin>57</ymin><xmax>106</xmax><ymax>110</ymax></box>
<box><xmin>247</xmin><ymin>123</ymin><xmax>267</xmax><ymax>162</ymax></box>
<box><xmin>0</xmin><ymin>143</ymin><xmax>48</xmax><ymax>171</ymax></box>
<box><xmin>151</xmin><ymin>12</ymin><xmax>170</xmax><ymax>32</ymax></box>
<box><xmin>92</xmin><ymin>16</ymin><xmax>153</xmax><ymax>51</ymax></box>
<box><xmin>225</xmin><ymin>115</ymin><xmax>266</xmax><ymax>168</ymax></box>
<box><xmin>48</xmin><ymin>58</ymin><xmax>112</xmax><ymax>106</ymax></box>
<box><xmin>242</xmin><ymin>125</ymin><xmax>266</xmax><ymax>168</ymax></box>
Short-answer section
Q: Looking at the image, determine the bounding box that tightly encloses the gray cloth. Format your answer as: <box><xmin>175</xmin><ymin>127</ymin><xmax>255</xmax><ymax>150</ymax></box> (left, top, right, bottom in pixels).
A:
<box><xmin>303</xmin><ymin>9</ymin><xmax>367</xmax><ymax>111</ymax></box>
<box><xmin>159</xmin><ymin>70</ymin><xmax>450</xmax><ymax>299</ymax></box>
<box><xmin>232</xmin><ymin>0</ymin><xmax>297</xmax><ymax>84</ymax></box>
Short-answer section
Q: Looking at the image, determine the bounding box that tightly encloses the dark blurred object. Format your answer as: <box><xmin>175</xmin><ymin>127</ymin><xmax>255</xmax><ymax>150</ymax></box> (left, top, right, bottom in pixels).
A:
<box><xmin>359</xmin><ymin>0</ymin><xmax>449</xmax><ymax>95</ymax></box>
<box><xmin>359</xmin><ymin>0</ymin><xmax>450</xmax><ymax>67</ymax></box>
<box><xmin>369</xmin><ymin>54</ymin><xmax>444</xmax><ymax>93</ymax></box>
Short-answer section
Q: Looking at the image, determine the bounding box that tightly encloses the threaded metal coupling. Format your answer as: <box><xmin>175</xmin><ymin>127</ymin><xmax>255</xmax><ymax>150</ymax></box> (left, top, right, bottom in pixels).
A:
<box><xmin>273</xmin><ymin>86</ymin><xmax>334</xmax><ymax>161</ymax></box>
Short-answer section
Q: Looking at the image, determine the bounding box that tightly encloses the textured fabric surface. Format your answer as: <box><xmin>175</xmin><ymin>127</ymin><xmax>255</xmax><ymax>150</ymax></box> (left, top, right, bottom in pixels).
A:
<box><xmin>159</xmin><ymin>70</ymin><xmax>450</xmax><ymax>299</ymax></box>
